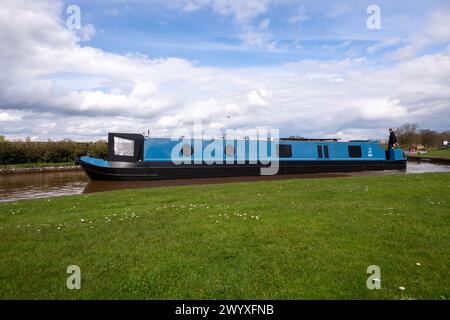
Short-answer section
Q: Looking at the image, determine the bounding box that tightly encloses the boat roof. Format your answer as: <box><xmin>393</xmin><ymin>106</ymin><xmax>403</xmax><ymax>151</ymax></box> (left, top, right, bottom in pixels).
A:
<box><xmin>141</xmin><ymin>136</ymin><xmax>379</xmax><ymax>143</ymax></box>
<box><xmin>279</xmin><ymin>137</ymin><xmax>339</xmax><ymax>142</ymax></box>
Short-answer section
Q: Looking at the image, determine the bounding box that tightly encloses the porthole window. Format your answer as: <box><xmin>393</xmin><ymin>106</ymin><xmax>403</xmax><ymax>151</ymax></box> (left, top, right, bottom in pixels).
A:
<box><xmin>181</xmin><ymin>144</ymin><xmax>193</xmax><ymax>156</ymax></box>
<box><xmin>225</xmin><ymin>144</ymin><xmax>235</xmax><ymax>156</ymax></box>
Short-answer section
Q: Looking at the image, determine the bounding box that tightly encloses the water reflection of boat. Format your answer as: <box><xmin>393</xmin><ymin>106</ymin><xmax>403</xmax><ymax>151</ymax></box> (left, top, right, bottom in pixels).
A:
<box><xmin>76</xmin><ymin>133</ymin><xmax>407</xmax><ymax>181</ymax></box>
<box><xmin>82</xmin><ymin>173</ymin><xmax>351</xmax><ymax>193</ymax></box>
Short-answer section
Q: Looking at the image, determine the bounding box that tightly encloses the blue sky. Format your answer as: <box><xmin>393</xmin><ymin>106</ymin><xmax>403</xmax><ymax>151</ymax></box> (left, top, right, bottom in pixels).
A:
<box><xmin>69</xmin><ymin>0</ymin><xmax>447</xmax><ymax>66</ymax></box>
<box><xmin>0</xmin><ymin>0</ymin><xmax>449</xmax><ymax>141</ymax></box>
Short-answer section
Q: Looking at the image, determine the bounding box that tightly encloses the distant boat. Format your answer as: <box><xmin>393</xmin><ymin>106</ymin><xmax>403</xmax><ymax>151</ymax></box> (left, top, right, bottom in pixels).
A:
<box><xmin>76</xmin><ymin>132</ymin><xmax>406</xmax><ymax>181</ymax></box>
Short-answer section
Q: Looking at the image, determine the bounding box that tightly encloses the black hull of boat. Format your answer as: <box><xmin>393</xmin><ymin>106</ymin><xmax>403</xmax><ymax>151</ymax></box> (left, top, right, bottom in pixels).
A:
<box><xmin>79</xmin><ymin>160</ymin><xmax>407</xmax><ymax>181</ymax></box>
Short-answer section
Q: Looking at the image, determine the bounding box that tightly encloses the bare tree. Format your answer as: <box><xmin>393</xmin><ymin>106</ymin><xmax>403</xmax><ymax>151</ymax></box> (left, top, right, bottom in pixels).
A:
<box><xmin>395</xmin><ymin>123</ymin><xmax>449</xmax><ymax>148</ymax></box>
<box><xmin>396</xmin><ymin>123</ymin><xmax>419</xmax><ymax>146</ymax></box>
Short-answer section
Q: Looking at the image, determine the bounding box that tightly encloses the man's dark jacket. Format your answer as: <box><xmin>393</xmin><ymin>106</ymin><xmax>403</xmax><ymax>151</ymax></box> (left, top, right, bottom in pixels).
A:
<box><xmin>389</xmin><ymin>132</ymin><xmax>397</xmax><ymax>147</ymax></box>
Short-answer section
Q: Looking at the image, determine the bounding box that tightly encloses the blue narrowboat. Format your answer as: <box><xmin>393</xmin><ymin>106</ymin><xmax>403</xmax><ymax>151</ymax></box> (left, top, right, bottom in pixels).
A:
<box><xmin>76</xmin><ymin>132</ymin><xmax>406</xmax><ymax>181</ymax></box>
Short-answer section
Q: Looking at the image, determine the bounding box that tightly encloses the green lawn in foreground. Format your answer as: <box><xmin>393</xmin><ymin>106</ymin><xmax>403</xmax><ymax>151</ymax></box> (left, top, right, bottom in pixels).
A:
<box><xmin>0</xmin><ymin>173</ymin><xmax>449</xmax><ymax>299</ymax></box>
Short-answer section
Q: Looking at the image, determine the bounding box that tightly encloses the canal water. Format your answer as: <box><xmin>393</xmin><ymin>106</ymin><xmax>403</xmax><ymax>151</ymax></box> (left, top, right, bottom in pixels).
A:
<box><xmin>0</xmin><ymin>162</ymin><xmax>449</xmax><ymax>203</ymax></box>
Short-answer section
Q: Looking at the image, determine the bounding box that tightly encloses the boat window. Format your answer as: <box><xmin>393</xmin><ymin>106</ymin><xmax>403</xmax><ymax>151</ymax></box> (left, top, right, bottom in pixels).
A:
<box><xmin>348</xmin><ymin>145</ymin><xmax>362</xmax><ymax>158</ymax></box>
<box><xmin>324</xmin><ymin>145</ymin><xmax>329</xmax><ymax>158</ymax></box>
<box><xmin>277</xmin><ymin>144</ymin><xmax>292</xmax><ymax>158</ymax></box>
<box><xmin>181</xmin><ymin>144</ymin><xmax>193</xmax><ymax>156</ymax></box>
<box><xmin>225</xmin><ymin>144</ymin><xmax>235</xmax><ymax>156</ymax></box>
<box><xmin>317</xmin><ymin>145</ymin><xmax>323</xmax><ymax>158</ymax></box>
<box><xmin>114</xmin><ymin>137</ymin><xmax>134</xmax><ymax>157</ymax></box>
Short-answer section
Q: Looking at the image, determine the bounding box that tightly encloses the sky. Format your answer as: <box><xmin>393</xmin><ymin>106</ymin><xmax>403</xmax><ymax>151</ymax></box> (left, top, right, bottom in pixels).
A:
<box><xmin>0</xmin><ymin>0</ymin><xmax>449</xmax><ymax>141</ymax></box>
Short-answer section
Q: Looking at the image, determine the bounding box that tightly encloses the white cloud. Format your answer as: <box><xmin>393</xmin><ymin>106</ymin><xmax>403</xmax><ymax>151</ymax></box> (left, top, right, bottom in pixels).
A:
<box><xmin>386</xmin><ymin>8</ymin><xmax>450</xmax><ymax>61</ymax></box>
<box><xmin>0</xmin><ymin>112</ymin><xmax>22</xmax><ymax>122</ymax></box>
<box><xmin>247</xmin><ymin>89</ymin><xmax>271</xmax><ymax>106</ymax></box>
<box><xmin>173</xmin><ymin>0</ymin><xmax>273</xmax><ymax>23</ymax></box>
<box><xmin>0</xmin><ymin>0</ymin><xmax>449</xmax><ymax>141</ymax></box>
<box><xmin>288</xmin><ymin>6</ymin><xmax>309</xmax><ymax>26</ymax></box>
<box><xmin>169</xmin><ymin>0</ymin><xmax>277</xmax><ymax>50</ymax></box>
<box><xmin>425</xmin><ymin>9</ymin><xmax>450</xmax><ymax>43</ymax></box>
<box><xmin>366</xmin><ymin>37</ymin><xmax>401</xmax><ymax>53</ymax></box>
<box><xmin>258</xmin><ymin>18</ymin><xmax>270</xmax><ymax>30</ymax></box>
<box><xmin>326</xmin><ymin>2</ymin><xmax>352</xmax><ymax>18</ymax></box>
<box><xmin>355</xmin><ymin>99</ymin><xmax>407</xmax><ymax>120</ymax></box>
<box><xmin>327</xmin><ymin>128</ymin><xmax>387</xmax><ymax>141</ymax></box>
<box><xmin>238</xmin><ymin>30</ymin><xmax>278</xmax><ymax>51</ymax></box>
<box><xmin>386</xmin><ymin>44</ymin><xmax>417</xmax><ymax>61</ymax></box>
<box><xmin>78</xmin><ymin>23</ymin><xmax>96</xmax><ymax>41</ymax></box>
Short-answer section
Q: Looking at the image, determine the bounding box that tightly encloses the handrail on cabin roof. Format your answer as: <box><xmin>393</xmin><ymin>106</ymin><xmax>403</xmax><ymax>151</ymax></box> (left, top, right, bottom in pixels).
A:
<box><xmin>279</xmin><ymin>138</ymin><xmax>340</xmax><ymax>142</ymax></box>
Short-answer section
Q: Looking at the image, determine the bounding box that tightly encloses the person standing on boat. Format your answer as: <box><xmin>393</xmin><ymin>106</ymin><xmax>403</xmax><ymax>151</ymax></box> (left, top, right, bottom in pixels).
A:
<box><xmin>388</xmin><ymin>128</ymin><xmax>398</xmax><ymax>150</ymax></box>
<box><xmin>386</xmin><ymin>128</ymin><xmax>398</xmax><ymax>160</ymax></box>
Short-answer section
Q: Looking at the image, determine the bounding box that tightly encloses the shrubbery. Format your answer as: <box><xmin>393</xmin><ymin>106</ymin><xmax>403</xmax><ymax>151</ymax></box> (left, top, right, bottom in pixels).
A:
<box><xmin>396</xmin><ymin>123</ymin><xmax>450</xmax><ymax>148</ymax></box>
<box><xmin>0</xmin><ymin>140</ymin><xmax>107</xmax><ymax>165</ymax></box>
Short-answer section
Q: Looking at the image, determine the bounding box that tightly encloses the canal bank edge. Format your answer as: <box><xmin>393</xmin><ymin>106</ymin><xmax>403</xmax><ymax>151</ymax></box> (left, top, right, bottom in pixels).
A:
<box><xmin>0</xmin><ymin>165</ymin><xmax>82</xmax><ymax>175</ymax></box>
<box><xmin>406</xmin><ymin>156</ymin><xmax>450</xmax><ymax>164</ymax></box>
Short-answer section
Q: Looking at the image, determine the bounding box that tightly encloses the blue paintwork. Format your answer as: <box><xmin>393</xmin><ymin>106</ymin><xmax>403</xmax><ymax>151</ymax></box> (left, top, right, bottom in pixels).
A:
<box><xmin>79</xmin><ymin>138</ymin><xmax>404</xmax><ymax>166</ymax></box>
<box><xmin>80</xmin><ymin>156</ymin><xmax>111</xmax><ymax>167</ymax></box>
<box><xmin>390</xmin><ymin>148</ymin><xmax>404</xmax><ymax>161</ymax></box>
<box><xmin>143</xmin><ymin>138</ymin><xmax>404</xmax><ymax>162</ymax></box>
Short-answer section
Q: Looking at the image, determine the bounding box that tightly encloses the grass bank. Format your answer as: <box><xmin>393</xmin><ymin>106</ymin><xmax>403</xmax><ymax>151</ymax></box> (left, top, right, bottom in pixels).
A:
<box><xmin>421</xmin><ymin>149</ymin><xmax>450</xmax><ymax>158</ymax></box>
<box><xmin>0</xmin><ymin>173</ymin><xmax>449</xmax><ymax>299</ymax></box>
